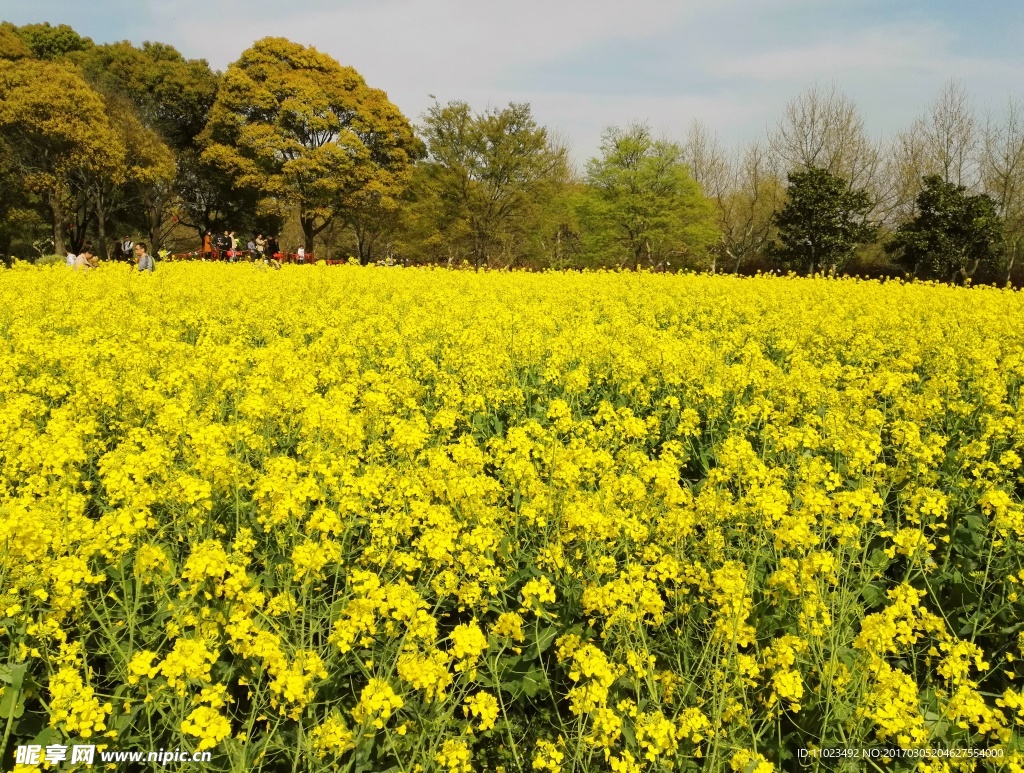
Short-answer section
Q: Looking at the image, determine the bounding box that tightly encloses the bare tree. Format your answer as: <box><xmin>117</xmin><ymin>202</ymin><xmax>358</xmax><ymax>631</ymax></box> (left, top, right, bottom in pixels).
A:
<box><xmin>683</xmin><ymin>121</ymin><xmax>731</xmax><ymax>272</ymax></box>
<box><xmin>729</xmin><ymin>142</ymin><xmax>786</xmax><ymax>273</ymax></box>
<box><xmin>769</xmin><ymin>84</ymin><xmax>883</xmax><ymax>194</ymax></box>
<box><xmin>923</xmin><ymin>80</ymin><xmax>978</xmax><ymax>188</ymax></box>
<box><xmin>885</xmin><ymin>122</ymin><xmax>931</xmax><ymax>226</ymax></box>
<box><xmin>682</xmin><ymin>121</ymin><xmax>787</xmax><ymax>274</ymax></box>
<box><xmin>886</xmin><ymin>80</ymin><xmax>980</xmax><ymax>231</ymax></box>
<box><xmin>715</xmin><ymin>141</ymin><xmax>785</xmax><ymax>274</ymax></box>
<box><xmin>981</xmin><ymin>97</ymin><xmax>1024</xmax><ymax>283</ymax></box>
<box><xmin>682</xmin><ymin>120</ymin><xmax>729</xmax><ymax>198</ymax></box>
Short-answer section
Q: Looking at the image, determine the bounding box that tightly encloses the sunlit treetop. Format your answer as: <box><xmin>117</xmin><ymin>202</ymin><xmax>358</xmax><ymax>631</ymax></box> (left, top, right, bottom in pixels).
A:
<box><xmin>201</xmin><ymin>37</ymin><xmax>422</xmax><ymax>253</ymax></box>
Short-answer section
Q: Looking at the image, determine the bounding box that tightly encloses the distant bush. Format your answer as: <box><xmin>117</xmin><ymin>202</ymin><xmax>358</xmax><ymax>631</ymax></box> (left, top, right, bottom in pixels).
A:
<box><xmin>35</xmin><ymin>254</ymin><xmax>66</xmax><ymax>266</ymax></box>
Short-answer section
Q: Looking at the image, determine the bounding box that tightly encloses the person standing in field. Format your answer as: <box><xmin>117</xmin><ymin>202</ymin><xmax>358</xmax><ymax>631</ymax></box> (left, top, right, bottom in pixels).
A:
<box><xmin>121</xmin><ymin>235</ymin><xmax>133</xmax><ymax>259</ymax></box>
<box><xmin>267</xmin><ymin>235</ymin><xmax>281</xmax><ymax>268</ymax></box>
<box><xmin>203</xmin><ymin>231</ymin><xmax>213</xmax><ymax>259</ymax></box>
<box><xmin>65</xmin><ymin>249</ymin><xmax>76</xmax><ymax>267</ymax></box>
<box><xmin>255</xmin><ymin>234</ymin><xmax>266</xmax><ymax>259</ymax></box>
<box><xmin>134</xmin><ymin>242</ymin><xmax>155</xmax><ymax>272</ymax></box>
<box><xmin>217</xmin><ymin>230</ymin><xmax>230</xmax><ymax>259</ymax></box>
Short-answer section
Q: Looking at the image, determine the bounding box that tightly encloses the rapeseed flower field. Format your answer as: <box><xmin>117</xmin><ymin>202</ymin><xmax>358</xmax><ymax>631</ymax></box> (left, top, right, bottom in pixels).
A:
<box><xmin>1</xmin><ymin>263</ymin><xmax>1023</xmax><ymax>772</ymax></box>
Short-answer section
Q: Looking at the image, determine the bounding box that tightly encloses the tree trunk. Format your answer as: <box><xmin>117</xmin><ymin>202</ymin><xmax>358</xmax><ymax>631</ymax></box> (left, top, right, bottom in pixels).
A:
<box><xmin>300</xmin><ymin>217</ymin><xmax>316</xmax><ymax>255</ymax></box>
<box><xmin>147</xmin><ymin>204</ymin><xmax>161</xmax><ymax>253</ymax></box>
<box><xmin>474</xmin><ymin>234</ymin><xmax>485</xmax><ymax>270</ymax></box>
<box><xmin>94</xmin><ymin>183</ymin><xmax>109</xmax><ymax>259</ymax></box>
<box><xmin>725</xmin><ymin>247</ymin><xmax>741</xmax><ymax>274</ymax></box>
<box><xmin>49</xmin><ymin>191</ymin><xmax>66</xmax><ymax>257</ymax></box>
<box><xmin>97</xmin><ymin>216</ymin><xmax>108</xmax><ymax>260</ymax></box>
<box><xmin>355</xmin><ymin>223</ymin><xmax>376</xmax><ymax>266</ymax></box>
<box><xmin>66</xmin><ymin>189</ymin><xmax>91</xmax><ymax>254</ymax></box>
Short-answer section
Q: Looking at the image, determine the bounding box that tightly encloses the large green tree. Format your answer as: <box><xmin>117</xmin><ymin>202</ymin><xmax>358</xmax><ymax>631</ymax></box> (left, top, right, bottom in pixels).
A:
<box><xmin>773</xmin><ymin>165</ymin><xmax>877</xmax><ymax>275</ymax></box>
<box><xmin>581</xmin><ymin>124</ymin><xmax>718</xmax><ymax>270</ymax></box>
<box><xmin>202</xmin><ymin>37</ymin><xmax>420</xmax><ymax>254</ymax></box>
<box><xmin>72</xmin><ymin>41</ymin><xmax>219</xmax><ymax>152</ymax></box>
<box><xmin>71</xmin><ymin>93</ymin><xmax>176</xmax><ymax>255</ymax></box>
<box><xmin>415</xmin><ymin>99</ymin><xmax>569</xmax><ymax>269</ymax></box>
<box><xmin>886</xmin><ymin>174</ymin><xmax>1001</xmax><ymax>283</ymax></box>
<box><xmin>70</xmin><ymin>40</ymin><xmax>223</xmax><ymax>249</ymax></box>
<box><xmin>13</xmin><ymin>22</ymin><xmax>92</xmax><ymax>61</ymax></box>
<box><xmin>0</xmin><ymin>58</ymin><xmax>122</xmax><ymax>255</ymax></box>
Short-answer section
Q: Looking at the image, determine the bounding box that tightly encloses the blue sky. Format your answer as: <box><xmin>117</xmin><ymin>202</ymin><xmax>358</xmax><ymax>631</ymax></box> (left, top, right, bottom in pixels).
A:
<box><xmin>5</xmin><ymin>0</ymin><xmax>1023</xmax><ymax>162</ymax></box>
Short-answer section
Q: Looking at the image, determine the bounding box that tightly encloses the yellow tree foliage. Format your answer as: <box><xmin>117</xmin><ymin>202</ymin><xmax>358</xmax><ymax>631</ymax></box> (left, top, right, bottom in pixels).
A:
<box><xmin>0</xmin><ymin>58</ymin><xmax>122</xmax><ymax>254</ymax></box>
<box><xmin>74</xmin><ymin>93</ymin><xmax>176</xmax><ymax>254</ymax></box>
<box><xmin>0</xmin><ymin>22</ymin><xmax>32</xmax><ymax>61</ymax></box>
<box><xmin>202</xmin><ymin>37</ymin><xmax>420</xmax><ymax>254</ymax></box>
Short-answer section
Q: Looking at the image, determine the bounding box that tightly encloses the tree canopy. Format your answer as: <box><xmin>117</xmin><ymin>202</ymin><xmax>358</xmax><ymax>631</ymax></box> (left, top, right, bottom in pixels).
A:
<box><xmin>414</xmin><ymin>99</ymin><xmax>568</xmax><ymax>268</ymax></box>
<box><xmin>13</xmin><ymin>22</ymin><xmax>92</xmax><ymax>60</ymax></box>
<box><xmin>581</xmin><ymin>124</ymin><xmax>718</xmax><ymax>270</ymax></box>
<box><xmin>886</xmin><ymin>174</ymin><xmax>1001</xmax><ymax>282</ymax></box>
<box><xmin>73</xmin><ymin>41</ymin><xmax>219</xmax><ymax>151</ymax></box>
<box><xmin>773</xmin><ymin>166</ymin><xmax>876</xmax><ymax>275</ymax></box>
<box><xmin>202</xmin><ymin>37</ymin><xmax>420</xmax><ymax>253</ymax></box>
<box><xmin>0</xmin><ymin>58</ymin><xmax>122</xmax><ymax>255</ymax></box>
<box><xmin>0</xmin><ymin>23</ymin><xmax>31</xmax><ymax>61</ymax></box>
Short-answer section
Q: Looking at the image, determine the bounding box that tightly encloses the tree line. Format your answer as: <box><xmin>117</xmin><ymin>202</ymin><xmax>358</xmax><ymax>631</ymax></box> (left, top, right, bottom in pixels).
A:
<box><xmin>1</xmin><ymin>21</ymin><xmax>1022</xmax><ymax>284</ymax></box>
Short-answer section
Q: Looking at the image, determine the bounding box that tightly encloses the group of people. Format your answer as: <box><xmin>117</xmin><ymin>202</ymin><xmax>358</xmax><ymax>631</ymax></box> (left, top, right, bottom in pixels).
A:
<box><xmin>68</xmin><ymin>237</ymin><xmax>154</xmax><ymax>272</ymax></box>
<box><xmin>64</xmin><ymin>229</ymin><xmax>300</xmax><ymax>272</ymax></box>
<box><xmin>202</xmin><ymin>230</ymin><xmax>282</xmax><ymax>265</ymax></box>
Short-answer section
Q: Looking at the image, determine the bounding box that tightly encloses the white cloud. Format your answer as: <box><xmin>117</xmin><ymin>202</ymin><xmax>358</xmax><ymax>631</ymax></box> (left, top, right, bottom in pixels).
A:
<box><xmin>148</xmin><ymin>0</ymin><xmax>697</xmax><ymax>79</ymax></box>
<box><xmin>714</xmin><ymin>24</ymin><xmax>1024</xmax><ymax>83</ymax></box>
<box><xmin>13</xmin><ymin>0</ymin><xmax>1022</xmax><ymax>159</ymax></box>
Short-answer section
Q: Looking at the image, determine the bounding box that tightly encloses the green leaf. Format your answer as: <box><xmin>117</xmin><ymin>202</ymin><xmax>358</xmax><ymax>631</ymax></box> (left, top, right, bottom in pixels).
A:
<box><xmin>860</xmin><ymin>583</ymin><xmax>886</xmax><ymax>609</ymax></box>
<box><xmin>500</xmin><ymin>660</ymin><xmax>549</xmax><ymax>699</ymax></box>
<box><xmin>867</xmin><ymin>548</ymin><xmax>891</xmax><ymax>573</ymax></box>
<box><xmin>512</xmin><ymin>669</ymin><xmax>548</xmax><ymax>699</ymax></box>
<box><xmin>13</xmin><ymin>708</ymin><xmax>46</xmax><ymax>738</ymax></box>
<box><xmin>0</xmin><ymin>688</ymin><xmax>25</xmax><ymax>719</ymax></box>
<box><xmin>31</xmin><ymin>727</ymin><xmax>62</xmax><ymax>748</ymax></box>
<box><xmin>0</xmin><ymin>662</ymin><xmax>25</xmax><ymax>690</ymax></box>
<box><xmin>113</xmin><ymin>702</ymin><xmax>144</xmax><ymax>733</ymax></box>
<box><xmin>526</xmin><ymin>623</ymin><xmax>559</xmax><ymax>660</ymax></box>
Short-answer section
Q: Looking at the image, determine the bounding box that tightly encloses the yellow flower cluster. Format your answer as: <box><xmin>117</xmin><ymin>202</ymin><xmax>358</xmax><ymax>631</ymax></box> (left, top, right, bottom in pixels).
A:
<box><xmin>2</xmin><ymin>263</ymin><xmax>1023</xmax><ymax>770</ymax></box>
<box><xmin>308</xmin><ymin>712</ymin><xmax>356</xmax><ymax>759</ymax></box>
<box><xmin>180</xmin><ymin>705</ymin><xmax>231</xmax><ymax>751</ymax></box>
<box><xmin>48</xmin><ymin>667</ymin><xmax>112</xmax><ymax>739</ymax></box>
<box><xmin>463</xmin><ymin>691</ymin><xmax>500</xmax><ymax>731</ymax></box>
<box><xmin>436</xmin><ymin>738</ymin><xmax>474</xmax><ymax>773</ymax></box>
<box><xmin>352</xmin><ymin>678</ymin><xmax>404</xmax><ymax>729</ymax></box>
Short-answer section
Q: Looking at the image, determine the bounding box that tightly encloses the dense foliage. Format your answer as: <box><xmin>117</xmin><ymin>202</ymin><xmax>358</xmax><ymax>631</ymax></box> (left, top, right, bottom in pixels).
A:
<box><xmin>887</xmin><ymin>175</ymin><xmax>1002</xmax><ymax>283</ymax></box>
<box><xmin>772</xmin><ymin>166</ymin><xmax>877</xmax><ymax>275</ymax></box>
<box><xmin>201</xmin><ymin>38</ymin><xmax>421</xmax><ymax>255</ymax></box>
<box><xmin>2</xmin><ymin>22</ymin><xmax>1024</xmax><ymax>282</ymax></box>
<box><xmin>2</xmin><ymin>264</ymin><xmax>1024</xmax><ymax>771</ymax></box>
